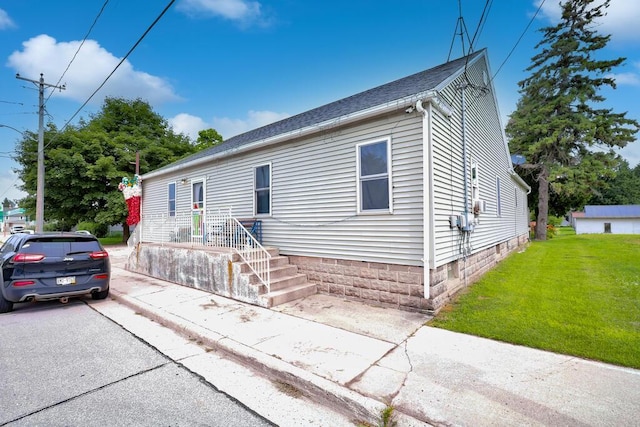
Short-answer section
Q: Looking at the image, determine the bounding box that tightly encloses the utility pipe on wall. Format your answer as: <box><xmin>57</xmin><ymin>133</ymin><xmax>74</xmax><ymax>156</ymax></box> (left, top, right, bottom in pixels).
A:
<box><xmin>416</xmin><ymin>99</ymin><xmax>431</xmax><ymax>300</ymax></box>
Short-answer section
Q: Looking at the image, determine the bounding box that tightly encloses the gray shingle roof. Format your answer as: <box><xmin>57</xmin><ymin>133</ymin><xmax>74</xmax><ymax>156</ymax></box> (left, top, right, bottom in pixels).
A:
<box><xmin>155</xmin><ymin>50</ymin><xmax>484</xmax><ymax>173</ymax></box>
<box><xmin>584</xmin><ymin>205</ymin><xmax>640</xmax><ymax>218</ymax></box>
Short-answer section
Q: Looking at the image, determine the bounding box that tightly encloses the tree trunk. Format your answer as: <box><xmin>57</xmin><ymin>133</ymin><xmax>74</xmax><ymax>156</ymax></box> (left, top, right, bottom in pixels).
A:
<box><xmin>122</xmin><ymin>223</ymin><xmax>130</xmax><ymax>243</ymax></box>
<box><xmin>535</xmin><ymin>166</ymin><xmax>550</xmax><ymax>240</ymax></box>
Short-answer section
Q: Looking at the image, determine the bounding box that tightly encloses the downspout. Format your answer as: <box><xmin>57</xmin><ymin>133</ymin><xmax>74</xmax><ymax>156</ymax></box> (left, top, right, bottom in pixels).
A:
<box><xmin>416</xmin><ymin>99</ymin><xmax>431</xmax><ymax>300</ymax></box>
<box><xmin>461</xmin><ymin>81</ymin><xmax>470</xmax><ymax>224</ymax></box>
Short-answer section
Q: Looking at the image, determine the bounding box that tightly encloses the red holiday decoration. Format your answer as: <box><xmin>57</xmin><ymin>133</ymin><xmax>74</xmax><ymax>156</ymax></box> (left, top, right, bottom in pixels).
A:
<box><xmin>119</xmin><ymin>175</ymin><xmax>142</xmax><ymax>226</ymax></box>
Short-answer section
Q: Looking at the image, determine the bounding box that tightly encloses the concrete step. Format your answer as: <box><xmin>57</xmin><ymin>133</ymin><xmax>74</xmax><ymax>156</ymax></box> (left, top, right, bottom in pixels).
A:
<box><xmin>269</xmin><ymin>273</ymin><xmax>308</xmax><ymax>292</ymax></box>
<box><xmin>269</xmin><ymin>255</ymin><xmax>290</xmax><ymax>268</ymax></box>
<box><xmin>240</xmin><ymin>260</ymin><xmax>296</xmax><ymax>278</ymax></box>
<box><xmin>247</xmin><ymin>266</ymin><xmax>302</xmax><ymax>286</ymax></box>
<box><xmin>237</xmin><ymin>256</ymin><xmax>289</xmax><ymax>273</ymax></box>
<box><xmin>269</xmin><ymin>264</ymin><xmax>299</xmax><ymax>280</ymax></box>
<box><xmin>260</xmin><ymin>282</ymin><xmax>317</xmax><ymax>308</ymax></box>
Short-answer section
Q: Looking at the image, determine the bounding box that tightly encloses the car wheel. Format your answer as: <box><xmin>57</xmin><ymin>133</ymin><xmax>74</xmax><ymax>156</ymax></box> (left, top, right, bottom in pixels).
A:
<box><xmin>91</xmin><ymin>287</ymin><xmax>110</xmax><ymax>300</ymax></box>
<box><xmin>0</xmin><ymin>293</ymin><xmax>14</xmax><ymax>313</ymax></box>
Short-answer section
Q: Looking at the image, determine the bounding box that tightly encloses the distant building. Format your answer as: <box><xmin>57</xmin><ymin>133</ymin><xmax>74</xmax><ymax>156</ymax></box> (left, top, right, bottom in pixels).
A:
<box><xmin>2</xmin><ymin>208</ymin><xmax>27</xmax><ymax>234</ymax></box>
<box><xmin>574</xmin><ymin>205</ymin><xmax>640</xmax><ymax>235</ymax></box>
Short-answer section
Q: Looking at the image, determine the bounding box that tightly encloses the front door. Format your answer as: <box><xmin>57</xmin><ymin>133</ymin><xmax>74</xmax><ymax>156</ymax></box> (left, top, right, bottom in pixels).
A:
<box><xmin>191</xmin><ymin>179</ymin><xmax>205</xmax><ymax>242</ymax></box>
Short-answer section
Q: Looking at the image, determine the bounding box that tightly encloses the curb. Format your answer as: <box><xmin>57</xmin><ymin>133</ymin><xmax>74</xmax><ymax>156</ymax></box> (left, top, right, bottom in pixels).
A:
<box><xmin>109</xmin><ymin>288</ymin><xmax>403</xmax><ymax>426</ymax></box>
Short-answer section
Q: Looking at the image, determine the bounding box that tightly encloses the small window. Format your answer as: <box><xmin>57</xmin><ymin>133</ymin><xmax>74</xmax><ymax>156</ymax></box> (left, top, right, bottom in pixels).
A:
<box><xmin>168</xmin><ymin>182</ymin><xmax>176</xmax><ymax>217</ymax></box>
<box><xmin>604</xmin><ymin>223</ymin><xmax>611</xmax><ymax>233</ymax></box>
<box><xmin>471</xmin><ymin>162</ymin><xmax>480</xmax><ymax>201</ymax></box>
<box><xmin>192</xmin><ymin>180</ymin><xmax>204</xmax><ymax>210</ymax></box>
<box><xmin>254</xmin><ymin>164</ymin><xmax>271</xmax><ymax>215</ymax></box>
<box><xmin>496</xmin><ymin>177</ymin><xmax>502</xmax><ymax>217</ymax></box>
<box><xmin>357</xmin><ymin>139</ymin><xmax>392</xmax><ymax>212</ymax></box>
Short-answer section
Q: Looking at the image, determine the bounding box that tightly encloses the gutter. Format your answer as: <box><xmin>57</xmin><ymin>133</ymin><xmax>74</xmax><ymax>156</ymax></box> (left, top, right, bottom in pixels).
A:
<box><xmin>143</xmin><ymin>90</ymin><xmax>449</xmax><ymax>180</ymax></box>
<box><xmin>510</xmin><ymin>169</ymin><xmax>531</xmax><ymax>194</ymax></box>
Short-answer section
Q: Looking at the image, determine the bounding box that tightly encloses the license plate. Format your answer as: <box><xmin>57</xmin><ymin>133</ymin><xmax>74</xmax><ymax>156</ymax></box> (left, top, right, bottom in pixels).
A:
<box><xmin>56</xmin><ymin>276</ymin><xmax>76</xmax><ymax>285</ymax></box>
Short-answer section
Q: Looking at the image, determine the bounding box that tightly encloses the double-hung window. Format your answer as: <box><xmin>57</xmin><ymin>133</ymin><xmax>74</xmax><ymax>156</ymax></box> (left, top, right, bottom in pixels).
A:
<box><xmin>254</xmin><ymin>164</ymin><xmax>271</xmax><ymax>215</ymax></box>
<box><xmin>357</xmin><ymin>139</ymin><xmax>392</xmax><ymax>213</ymax></box>
<box><xmin>496</xmin><ymin>177</ymin><xmax>502</xmax><ymax>217</ymax></box>
<box><xmin>168</xmin><ymin>182</ymin><xmax>176</xmax><ymax>217</ymax></box>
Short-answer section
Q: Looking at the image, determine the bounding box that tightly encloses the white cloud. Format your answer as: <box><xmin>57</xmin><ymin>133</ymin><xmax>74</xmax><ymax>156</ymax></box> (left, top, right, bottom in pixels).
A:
<box><xmin>168</xmin><ymin>113</ymin><xmax>208</xmax><ymax>141</ymax></box>
<box><xmin>0</xmin><ymin>8</ymin><xmax>15</xmax><ymax>29</ymax></box>
<box><xmin>7</xmin><ymin>34</ymin><xmax>180</xmax><ymax>105</ymax></box>
<box><xmin>536</xmin><ymin>0</ymin><xmax>640</xmax><ymax>42</ymax></box>
<box><xmin>169</xmin><ymin>110</ymin><xmax>289</xmax><ymax>141</ymax></box>
<box><xmin>608</xmin><ymin>72</ymin><xmax>640</xmax><ymax>86</ymax></box>
<box><xmin>177</xmin><ymin>0</ymin><xmax>261</xmax><ymax>22</ymax></box>
<box><xmin>212</xmin><ymin>110</ymin><xmax>290</xmax><ymax>138</ymax></box>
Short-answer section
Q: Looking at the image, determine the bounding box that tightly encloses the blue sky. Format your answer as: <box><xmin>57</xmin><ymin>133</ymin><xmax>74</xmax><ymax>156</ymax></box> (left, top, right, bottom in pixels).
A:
<box><xmin>1</xmin><ymin>0</ymin><xmax>639</xmax><ymax>203</ymax></box>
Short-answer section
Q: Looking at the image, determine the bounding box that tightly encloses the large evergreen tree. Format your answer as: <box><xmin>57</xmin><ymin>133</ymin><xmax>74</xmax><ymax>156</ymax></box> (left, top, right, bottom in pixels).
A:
<box><xmin>14</xmin><ymin>98</ymin><xmax>205</xmax><ymax>241</ymax></box>
<box><xmin>506</xmin><ymin>0</ymin><xmax>639</xmax><ymax>240</ymax></box>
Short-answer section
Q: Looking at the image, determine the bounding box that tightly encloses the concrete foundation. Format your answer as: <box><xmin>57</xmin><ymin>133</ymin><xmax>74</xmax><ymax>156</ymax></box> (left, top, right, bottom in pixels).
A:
<box><xmin>125</xmin><ymin>243</ymin><xmax>262</xmax><ymax>306</ymax></box>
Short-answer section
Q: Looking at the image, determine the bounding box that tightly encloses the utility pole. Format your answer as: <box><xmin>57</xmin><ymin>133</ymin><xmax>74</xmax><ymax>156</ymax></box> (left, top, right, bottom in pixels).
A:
<box><xmin>16</xmin><ymin>73</ymin><xmax>65</xmax><ymax>233</ymax></box>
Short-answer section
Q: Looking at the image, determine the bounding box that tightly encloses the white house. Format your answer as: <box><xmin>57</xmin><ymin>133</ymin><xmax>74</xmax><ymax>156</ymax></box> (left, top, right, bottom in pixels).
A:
<box><xmin>574</xmin><ymin>205</ymin><xmax>640</xmax><ymax>235</ymax></box>
<box><xmin>131</xmin><ymin>49</ymin><xmax>530</xmax><ymax>313</ymax></box>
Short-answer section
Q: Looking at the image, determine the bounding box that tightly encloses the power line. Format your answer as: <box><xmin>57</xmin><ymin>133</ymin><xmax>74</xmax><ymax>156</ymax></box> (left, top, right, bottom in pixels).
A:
<box><xmin>490</xmin><ymin>0</ymin><xmax>546</xmax><ymax>85</ymax></box>
<box><xmin>7</xmin><ymin>1</ymin><xmax>176</xmax><ymax>207</ymax></box>
<box><xmin>54</xmin><ymin>0</ymin><xmax>176</xmax><ymax>138</ymax></box>
<box><xmin>45</xmin><ymin>0</ymin><xmax>111</xmax><ymax>107</ymax></box>
<box><xmin>468</xmin><ymin>0</ymin><xmax>493</xmax><ymax>54</ymax></box>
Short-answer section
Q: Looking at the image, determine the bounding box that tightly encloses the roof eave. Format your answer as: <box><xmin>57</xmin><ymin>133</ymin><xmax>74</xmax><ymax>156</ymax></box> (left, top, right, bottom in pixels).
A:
<box><xmin>143</xmin><ymin>90</ymin><xmax>441</xmax><ymax>180</ymax></box>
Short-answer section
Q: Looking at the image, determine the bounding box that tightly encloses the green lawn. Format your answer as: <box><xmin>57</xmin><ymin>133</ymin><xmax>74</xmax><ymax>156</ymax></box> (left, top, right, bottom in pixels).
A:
<box><xmin>100</xmin><ymin>235</ymin><xmax>126</xmax><ymax>246</ymax></box>
<box><xmin>429</xmin><ymin>228</ymin><xmax>640</xmax><ymax>369</ymax></box>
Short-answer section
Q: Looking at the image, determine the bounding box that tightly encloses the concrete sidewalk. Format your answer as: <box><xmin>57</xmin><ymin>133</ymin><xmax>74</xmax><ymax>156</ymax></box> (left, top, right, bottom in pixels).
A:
<box><xmin>106</xmin><ymin>246</ymin><xmax>640</xmax><ymax>426</ymax></box>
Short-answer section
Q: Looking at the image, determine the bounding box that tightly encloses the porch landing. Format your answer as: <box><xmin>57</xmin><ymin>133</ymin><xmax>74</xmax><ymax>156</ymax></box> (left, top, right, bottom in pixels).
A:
<box><xmin>124</xmin><ymin>243</ymin><xmax>317</xmax><ymax>308</ymax></box>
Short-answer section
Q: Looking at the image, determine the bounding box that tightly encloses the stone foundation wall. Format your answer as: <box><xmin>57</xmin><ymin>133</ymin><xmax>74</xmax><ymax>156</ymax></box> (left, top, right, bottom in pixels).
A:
<box><xmin>289</xmin><ymin>233</ymin><xmax>529</xmax><ymax>313</ymax></box>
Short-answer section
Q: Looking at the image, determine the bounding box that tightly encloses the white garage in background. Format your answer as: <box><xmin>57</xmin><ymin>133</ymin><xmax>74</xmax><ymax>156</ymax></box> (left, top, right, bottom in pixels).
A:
<box><xmin>574</xmin><ymin>205</ymin><xmax>640</xmax><ymax>235</ymax></box>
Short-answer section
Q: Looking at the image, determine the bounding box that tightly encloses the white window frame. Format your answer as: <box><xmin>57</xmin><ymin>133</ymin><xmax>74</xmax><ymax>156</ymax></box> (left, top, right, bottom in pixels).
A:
<box><xmin>356</xmin><ymin>138</ymin><xmax>393</xmax><ymax>214</ymax></box>
<box><xmin>471</xmin><ymin>162</ymin><xmax>480</xmax><ymax>201</ymax></box>
<box><xmin>168</xmin><ymin>181</ymin><xmax>176</xmax><ymax>217</ymax></box>
<box><xmin>253</xmin><ymin>162</ymin><xmax>272</xmax><ymax>216</ymax></box>
<box><xmin>191</xmin><ymin>178</ymin><xmax>206</xmax><ymax>212</ymax></box>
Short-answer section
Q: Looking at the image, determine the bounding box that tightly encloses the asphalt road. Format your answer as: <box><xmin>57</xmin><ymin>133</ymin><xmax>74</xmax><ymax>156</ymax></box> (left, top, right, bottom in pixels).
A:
<box><xmin>0</xmin><ymin>298</ymin><xmax>273</xmax><ymax>427</ymax></box>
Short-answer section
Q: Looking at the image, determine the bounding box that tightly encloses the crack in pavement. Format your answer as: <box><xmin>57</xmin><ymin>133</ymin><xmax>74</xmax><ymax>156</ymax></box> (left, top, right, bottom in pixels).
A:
<box><xmin>0</xmin><ymin>363</ymin><xmax>170</xmax><ymax>426</ymax></box>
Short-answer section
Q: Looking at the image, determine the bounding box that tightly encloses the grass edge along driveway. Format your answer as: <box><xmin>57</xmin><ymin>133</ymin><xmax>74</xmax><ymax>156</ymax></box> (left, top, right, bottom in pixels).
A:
<box><xmin>429</xmin><ymin>229</ymin><xmax>640</xmax><ymax>369</ymax></box>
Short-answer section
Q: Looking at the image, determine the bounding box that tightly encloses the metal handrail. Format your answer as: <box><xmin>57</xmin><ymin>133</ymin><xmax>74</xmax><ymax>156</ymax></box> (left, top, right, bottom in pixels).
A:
<box><xmin>139</xmin><ymin>208</ymin><xmax>271</xmax><ymax>293</ymax></box>
<box><xmin>228</xmin><ymin>217</ymin><xmax>271</xmax><ymax>293</ymax></box>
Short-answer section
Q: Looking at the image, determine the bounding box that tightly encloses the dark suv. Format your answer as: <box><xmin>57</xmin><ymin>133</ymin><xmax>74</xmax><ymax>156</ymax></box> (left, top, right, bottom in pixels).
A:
<box><xmin>0</xmin><ymin>233</ymin><xmax>110</xmax><ymax>313</ymax></box>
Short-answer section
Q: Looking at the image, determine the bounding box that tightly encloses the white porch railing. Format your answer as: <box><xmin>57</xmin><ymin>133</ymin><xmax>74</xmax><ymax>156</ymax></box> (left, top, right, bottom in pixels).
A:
<box><xmin>139</xmin><ymin>208</ymin><xmax>271</xmax><ymax>293</ymax></box>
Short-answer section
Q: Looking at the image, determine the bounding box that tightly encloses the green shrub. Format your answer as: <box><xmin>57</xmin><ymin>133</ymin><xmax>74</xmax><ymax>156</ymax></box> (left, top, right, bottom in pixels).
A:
<box><xmin>547</xmin><ymin>215</ymin><xmax>563</xmax><ymax>227</ymax></box>
<box><xmin>75</xmin><ymin>222</ymin><xmax>109</xmax><ymax>238</ymax></box>
<box><xmin>43</xmin><ymin>222</ymin><xmax>59</xmax><ymax>232</ymax></box>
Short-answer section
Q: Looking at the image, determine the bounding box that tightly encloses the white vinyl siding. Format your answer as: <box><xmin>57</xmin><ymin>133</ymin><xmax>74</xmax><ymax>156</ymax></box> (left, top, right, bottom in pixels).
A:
<box><xmin>430</xmin><ymin>57</ymin><xmax>529</xmax><ymax>267</ymax></box>
<box><xmin>141</xmin><ymin>112</ymin><xmax>424</xmax><ymax>266</ymax></box>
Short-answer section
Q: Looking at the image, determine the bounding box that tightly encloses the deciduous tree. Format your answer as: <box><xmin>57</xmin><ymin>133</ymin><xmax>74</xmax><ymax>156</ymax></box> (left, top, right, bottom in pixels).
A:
<box><xmin>195</xmin><ymin>128</ymin><xmax>224</xmax><ymax>150</ymax></box>
<box><xmin>14</xmin><ymin>98</ymin><xmax>207</xmax><ymax>241</ymax></box>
